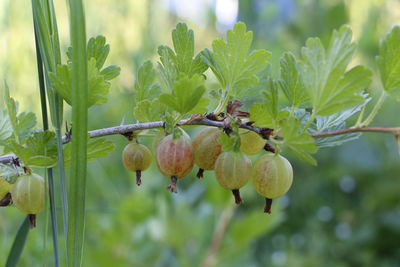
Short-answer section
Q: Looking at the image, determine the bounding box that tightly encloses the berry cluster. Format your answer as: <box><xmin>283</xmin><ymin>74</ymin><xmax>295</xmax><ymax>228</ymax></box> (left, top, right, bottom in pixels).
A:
<box><xmin>122</xmin><ymin>126</ymin><xmax>293</xmax><ymax>213</ymax></box>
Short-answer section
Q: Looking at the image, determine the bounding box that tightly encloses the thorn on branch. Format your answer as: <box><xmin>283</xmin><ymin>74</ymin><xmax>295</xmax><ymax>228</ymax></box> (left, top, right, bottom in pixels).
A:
<box><xmin>120</xmin><ymin>115</ymin><xmax>126</xmax><ymax>126</ymax></box>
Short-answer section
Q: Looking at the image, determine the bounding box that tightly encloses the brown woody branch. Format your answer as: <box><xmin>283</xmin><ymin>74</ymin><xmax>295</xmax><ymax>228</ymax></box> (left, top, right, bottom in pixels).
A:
<box><xmin>0</xmin><ymin>118</ymin><xmax>399</xmax><ymax>164</ymax></box>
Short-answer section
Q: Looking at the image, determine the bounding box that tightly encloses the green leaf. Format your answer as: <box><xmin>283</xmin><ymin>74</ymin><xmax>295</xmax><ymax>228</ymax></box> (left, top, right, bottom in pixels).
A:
<box><xmin>300</xmin><ymin>25</ymin><xmax>372</xmax><ymax>116</ymax></box>
<box><xmin>1</xmin><ymin>84</ymin><xmax>37</xmax><ymax>142</ymax></box>
<box><xmin>50</xmin><ymin>58</ymin><xmax>113</xmax><ymax>107</ymax></box>
<box><xmin>280</xmin><ymin>117</ymin><xmax>318</xmax><ymax>165</ymax></box>
<box><xmin>172</xmin><ymin>23</ymin><xmax>208</xmax><ymax>75</ymax></box>
<box><xmin>8</xmin><ymin>131</ymin><xmax>58</xmax><ymax>168</ymax></box>
<box><xmin>134</xmin><ymin>99</ymin><xmax>166</xmax><ymax>122</ymax></box>
<box><xmin>200</xmin><ymin>22</ymin><xmax>271</xmax><ymax>97</ymax></box>
<box><xmin>312</xmin><ymin>122</ymin><xmax>361</xmax><ymax>148</ymax></box>
<box><xmin>100</xmin><ymin>65</ymin><xmax>121</xmax><ymax>81</ymax></box>
<box><xmin>16</xmin><ymin>112</ymin><xmax>37</xmax><ymax>139</ymax></box>
<box><xmin>87</xmin><ymin>58</ymin><xmax>110</xmax><ymax>106</ymax></box>
<box><xmin>157</xmin><ymin>23</ymin><xmax>208</xmax><ymax>92</ymax></box>
<box><xmin>249</xmin><ymin>78</ymin><xmax>289</xmax><ymax>129</ymax></box>
<box><xmin>134</xmin><ymin>61</ymin><xmax>160</xmax><ymax>103</ymax></box>
<box><xmin>249</xmin><ymin>103</ymin><xmax>274</xmax><ymax>128</ymax></box>
<box><xmin>87</xmin><ymin>35</ymin><xmax>109</xmax><ymax>69</ymax></box>
<box><xmin>217</xmin><ymin>132</ymin><xmax>234</xmax><ymax>152</ymax></box>
<box><xmin>63</xmin><ymin>137</ymin><xmax>115</xmax><ymax>168</ymax></box>
<box><xmin>159</xmin><ymin>74</ymin><xmax>206</xmax><ymax>115</ymax></box>
<box><xmin>0</xmin><ymin>110</ymin><xmax>13</xmax><ymax>141</ymax></box>
<box><xmin>3</xmin><ymin>83</ymin><xmax>18</xmax><ymax>140</ymax></box>
<box><xmin>279</xmin><ymin>52</ymin><xmax>308</xmax><ymax>108</ymax></box>
<box><xmin>5</xmin><ymin>216</ymin><xmax>30</xmax><ymax>267</ymax></box>
<box><xmin>49</xmin><ymin>64</ymin><xmax>72</xmax><ymax>104</ymax></box>
<box><xmin>377</xmin><ymin>26</ymin><xmax>400</xmax><ymax>100</ymax></box>
<box><xmin>158</xmin><ymin>46</ymin><xmax>178</xmax><ymax>91</ymax></box>
<box><xmin>0</xmin><ymin>163</ymin><xmax>20</xmax><ymax>184</ymax></box>
<box><xmin>190</xmin><ymin>97</ymin><xmax>210</xmax><ymax>114</ymax></box>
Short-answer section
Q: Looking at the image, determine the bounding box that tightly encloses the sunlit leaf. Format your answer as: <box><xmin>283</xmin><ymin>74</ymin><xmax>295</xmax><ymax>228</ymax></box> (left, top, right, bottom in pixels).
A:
<box><xmin>134</xmin><ymin>61</ymin><xmax>160</xmax><ymax>103</ymax></box>
<box><xmin>300</xmin><ymin>25</ymin><xmax>372</xmax><ymax>116</ymax></box>
<box><xmin>376</xmin><ymin>26</ymin><xmax>400</xmax><ymax>100</ymax></box>
<box><xmin>201</xmin><ymin>22</ymin><xmax>271</xmax><ymax>98</ymax></box>
<box><xmin>159</xmin><ymin>74</ymin><xmax>206</xmax><ymax>115</ymax></box>
<box><xmin>279</xmin><ymin>52</ymin><xmax>308</xmax><ymax>108</ymax></box>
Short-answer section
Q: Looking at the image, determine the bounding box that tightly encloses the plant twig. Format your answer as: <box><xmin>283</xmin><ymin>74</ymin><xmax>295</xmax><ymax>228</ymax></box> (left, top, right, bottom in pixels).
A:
<box><xmin>310</xmin><ymin>126</ymin><xmax>400</xmax><ymax>138</ymax></box>
<box><xmin>1</xmin><ymin>121</ymin><xmax>399</xmax><ymax>164</ymax></box>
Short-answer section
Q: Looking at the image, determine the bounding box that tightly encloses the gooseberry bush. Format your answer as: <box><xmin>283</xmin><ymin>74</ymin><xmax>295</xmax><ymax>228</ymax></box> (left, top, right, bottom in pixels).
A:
<box><xmin>1</xmin><ymin>1</ymin><xmax>400</xmax><ymax>266</ymax></box>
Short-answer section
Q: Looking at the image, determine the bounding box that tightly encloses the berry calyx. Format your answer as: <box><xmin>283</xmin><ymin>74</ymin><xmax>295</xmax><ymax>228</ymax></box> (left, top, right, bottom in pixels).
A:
<box><xmin>192</xmin><ymin>127</ymin><xmax>222</xmax><ymax>178</ymax></box>
<box><xmin>11</xmin><ymin>173</ymin><xmax>45</xmax><ymax>215</ymax></box>
<box><xmin>252</xmin><ymin>153</ymin><xmax>293</xmax><ymax>213</ymax></box>
<box><xmin>214</xmin><ymin>151</ymin><xmax>252</xmax><ymax>204</ymax></box>
<box><xmin>156</xmin><ymin>130</ymin><xmax>194</xmax><ymax>193</ymax></box>
<box><xmin>239</xmin><ymin>129</ymin><xmax>265</xmax><ymax>155</ymax></box>
<box><xmin>122</xmin><ymin>143</ymin><xmax>152</xmax><ymax>186</ymax></box>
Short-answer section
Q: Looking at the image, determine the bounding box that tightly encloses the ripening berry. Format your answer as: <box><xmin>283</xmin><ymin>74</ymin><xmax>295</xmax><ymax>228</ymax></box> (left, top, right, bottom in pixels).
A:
<box><xmin>192</xmin><ymin>127</ymin><xmax>222</xmax><ymax>178</ymax></box>
<box><xmin>252</xmin><ymin>153</ymin><xmax>293</xmax><ymax>213</ymax></box>
<box><xmin>11</xmin><ymin>173</ymin><xmax>45</xmax><ymax>215</ymax></box>
<box><xmin>152</xmin><ymin>131</ymin><xmax>167</xmax><ymax>155</ymax></box>
<box><xmin>240</xmin><ymin>129</ymin><xmax>265</xmax><ymax>155</ymax></box>
<box><xmin>214</xmin><ymin>151</ymin><xmax>252</xmax><ymax>204</ymax></box>
<box><xmin>122</xmin><ymin>143</ymin><xmax>152</xmax><ymax>186</ymax></box>
<box><xmin>156</xmin><ymin>131</ymin><xmax>194</xmax><ymax>193</ymax></box>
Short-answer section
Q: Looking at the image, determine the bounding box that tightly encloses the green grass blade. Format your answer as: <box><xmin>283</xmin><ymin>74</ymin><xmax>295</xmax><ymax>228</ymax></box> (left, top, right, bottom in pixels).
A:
<box><xmin>5</xmin><ymin>216</ymin><xmax>30</xmax><ymax>267</ymax></box>
<box><xmin>34</xmin><ymin>22</ymin><xmax>60</xmax><ymax>267</ymax></box>
<box><xmin>32</xmin><ymin>0</ymin><xmax>69</xmax><ymax>250</ymax></box>
<box><xmin>67</xmin><ymin>0</ymin><xmax>88</xmax><ymax>266</ymax></box>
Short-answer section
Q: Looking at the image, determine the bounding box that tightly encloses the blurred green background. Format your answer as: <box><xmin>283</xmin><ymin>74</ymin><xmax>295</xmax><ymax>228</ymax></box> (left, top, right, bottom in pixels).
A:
<box><xmin>1</xmin><ymin>0</ymin><xmax>400</xmax><ymax>266</ymax></box>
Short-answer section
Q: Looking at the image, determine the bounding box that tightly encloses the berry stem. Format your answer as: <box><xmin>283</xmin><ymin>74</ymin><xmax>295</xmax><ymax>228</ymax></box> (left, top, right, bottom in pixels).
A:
<box><xmin>166</xmin><ymin>175</ymin><xmax>178</xmax><ymax>193</ymax></box>
<box><xmin>29</xmin><ymin>214</ymin><xmax>37</xmax><ymax>229</ymax></box>
<box><xmin>136</xmin><ymin>170</ymin><xmax>142</xmax><ymax>186</ymax></box>
<box><xmin>232</xmin><ymin>189</ymin><xmax>243</xmax><ymax>204</ymax></box>
<box><xmin>264</xmin><ymin>143</ymin><xmax>276</xmax><ymax>153</ymax></box>
<box><xmin>196</xmin><ymin>168</ymin><xmax>204</xmax><ymax>179</ymax></box>
<box><xmin>264</xmin><ymin>198</ymin><xmax>273</xmax><ymax>214</ymax></box>
<box><xmin>0</xmin><ymin>192</ymin><xmax>12</xmax><ymax>207</ymax></box>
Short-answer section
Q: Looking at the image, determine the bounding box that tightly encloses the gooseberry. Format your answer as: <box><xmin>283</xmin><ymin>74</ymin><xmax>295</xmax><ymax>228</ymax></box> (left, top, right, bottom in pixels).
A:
<box><xmin>11</xmin><ymin>173</ymin><xmax>45</xmax><ymax>215</ymax></box>
<box><xmin>214</xmin><ymin>151</ymin><xmax>252</xmax><ymax>204</ymax></box>
<box><xmin>240</xmin><ymin>129</ymin><xmax>265</xmax><ymax>155</ymax></box>
<box><xmin>156</xmin><ymin>131</ymin><xmax>194</xmax><ymax>193</ymax></box>
<box><xmin>122</xmin><ymin>143</ymin><xmax>152</xmax><ymax>186</ymax></box>
<box><xmin>252</xmin><ymin>153</ymin><xmax>293</xmax><ymax>213</ymax></box>
<box><xmin>192</xmin><ymin>127</ymin><xmax>222</xmax><ymax>178</ymax></box>
<box><xmin>152</xmin><ymin>130</ymin><xmax>167</xmax><ymax>155</ymax></box>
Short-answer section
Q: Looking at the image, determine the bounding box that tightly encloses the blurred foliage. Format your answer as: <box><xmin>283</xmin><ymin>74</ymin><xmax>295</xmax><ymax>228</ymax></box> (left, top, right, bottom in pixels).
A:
<box><xmin>1</xmin><ymin>0</ymin><xmax>400</xmax><ymax>266</ymax></box>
